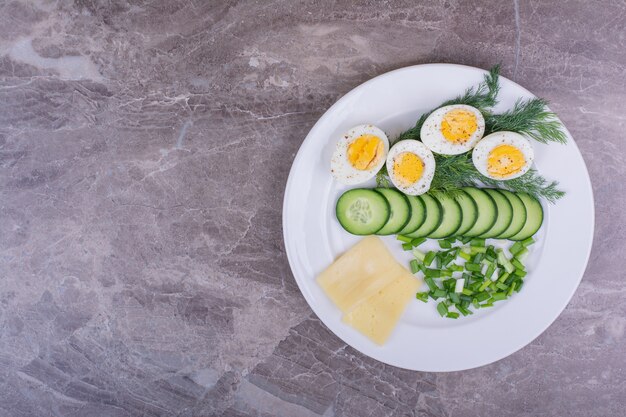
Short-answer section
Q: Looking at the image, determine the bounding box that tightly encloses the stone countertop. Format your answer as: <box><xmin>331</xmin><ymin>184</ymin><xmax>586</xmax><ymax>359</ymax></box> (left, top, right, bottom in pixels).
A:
<box><xmin>0</xmin><ymin>1</ymin><xmax>624</xmax><ymax>416</ymax></box>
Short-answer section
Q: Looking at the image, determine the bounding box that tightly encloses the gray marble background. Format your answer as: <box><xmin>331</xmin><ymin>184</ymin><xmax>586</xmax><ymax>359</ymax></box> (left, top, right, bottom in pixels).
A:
<box><xmin>0</xmin><ymin>1</ymin><xmax>624</xmax><ymax>416</ymax></box>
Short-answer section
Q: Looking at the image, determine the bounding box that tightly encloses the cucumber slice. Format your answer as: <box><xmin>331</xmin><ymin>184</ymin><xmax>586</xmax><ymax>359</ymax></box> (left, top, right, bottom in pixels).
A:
<box><xmin>479</xmin><ymin>189</ymin><xmax>513</xmax><ymax>238</ymax></box>
<box><xmin>509</xmin><ymin>193</ymin><xmax>544</xmax><ymax>241</ymax></box>
<box><xmin>405</xmin><ymin>194</ymin><xmax>442</xmax><ymax>238</ymax></box>
<box><xmin>336</xmin><ymin>189</ymin><xmax>390</xmax><ymax>235</ymax></box>
<box><xmin>454</xmin><ymin>190</ymin><xmax>478</xmax><ymax>236</ymax></box>
<box><xmin>397</xmin><ymin>195</ymin><xmax>426</xmax><ymax>235</ymax></box>
<box><xmin>428</xmin><ymin>194</ymin><xmax>462</xmax><ymax>239</ymax></box>
<box><xmin>495</xmin><ymin>189</ymin><xmax>527</xmax><ymax>239</ymax></box>
<box><xmin>462</xmin><ymin>187</ymin><xmax>497</xmax><ymax>237</ymax></box>
<box><xmin>374</xmin><ymin>188</ymin><xmax>411</xmax><ymax>235</ymax></box>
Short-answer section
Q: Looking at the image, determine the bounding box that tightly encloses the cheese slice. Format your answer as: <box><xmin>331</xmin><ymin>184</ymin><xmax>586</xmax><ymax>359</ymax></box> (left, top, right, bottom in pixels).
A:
<box><xmin>342</xmin><ymin>270</ymin><xmax>420</xmax><ymax>345</ymax></box>
<box><xmin>317</xmin><ymin>236</ymin><xmax>402</xmax><ymax>313</ymax></box>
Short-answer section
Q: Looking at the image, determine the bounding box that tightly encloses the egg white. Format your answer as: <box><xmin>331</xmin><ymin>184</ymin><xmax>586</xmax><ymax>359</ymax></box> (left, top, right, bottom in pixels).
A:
<box><xmin>420</xmin><ymin>104</ymin><xmax>485</xmax><ymax>155</ymax></box>
<box><xmin>472</xmin><ymin>131</ymin><xmax>535</xmax><ymax>180</ymax></box>
<box><xmin>385</xmin><ymin>140</ymin><xmax>436</xmax><ymax>195</ymax></box>
<box><xmin>330</xmin><ymin>124</ymin><xmax>389</xmax><ymax>185</ymax></box>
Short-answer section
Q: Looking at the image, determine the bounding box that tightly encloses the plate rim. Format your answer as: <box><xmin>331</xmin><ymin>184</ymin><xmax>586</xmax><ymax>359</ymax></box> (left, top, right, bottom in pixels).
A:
<box><xmin>282</xmin><ymin>63</ymin><xmax>595</xmax><ymax>372</ymax></box>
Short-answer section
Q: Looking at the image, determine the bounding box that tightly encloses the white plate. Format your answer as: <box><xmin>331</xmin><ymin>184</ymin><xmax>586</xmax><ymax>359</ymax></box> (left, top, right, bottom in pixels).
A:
<box><xmin>282</xmin><ymin>64</ymin><xmax>594</xmax><ymax>372</ymax></box>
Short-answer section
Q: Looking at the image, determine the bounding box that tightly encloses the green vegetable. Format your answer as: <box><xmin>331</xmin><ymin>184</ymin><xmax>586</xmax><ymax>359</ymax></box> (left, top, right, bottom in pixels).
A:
<box><xmin>410</xmin><ymin>259</ymin><xmax>420</xmax><ymax>274</ymax></box>
<box><xmin>485</xmin><ymin>98</ymin><xmax>567</xmax><ymax>144</ymax></box>
<box><xmin>437</xmin><ymin>302</ymin><xmax>449</xmax><ymax>317</ymax></box>
<box><xmin>424</xmin><ymin>251</ymin><xmax>437</xmax><ymax>267</ymax></box>
<box><xmin>412</xmin><ymin>237</ymin><xmax>427</xmax><ymax>247</ymax></box>
<box><xmin>416</xmin><ymin>292</ymin><xmax>429</xmax><ymax>302</ymax></box>
<box><xmin>397</xmin><ymin>235</ymin><xmax>413</xmax><ymax>243</ymax></box>
<box><xmin>446</xmin><ymin>312</ymin><xmax>460</xmax><ymax>319</ymax></box>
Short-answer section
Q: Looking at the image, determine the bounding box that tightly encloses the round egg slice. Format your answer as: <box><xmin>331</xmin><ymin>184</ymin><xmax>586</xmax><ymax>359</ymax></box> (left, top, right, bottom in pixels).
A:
<box><xmin>330</xmin><ymin>124</ymin><xmax>389</xmax><ymax>185</ymax></box>
<box><xmin>472</xmin><ymin>131</ymin><xmax>535</xmax><ymax>180</ymax></box>
<box><xmin>386</xmin><ymin>140</ymin><xmax>436</xmax><ymax>195</ymax></box>
<box><xmin>420</xmin><ymin>104</ymin><xmax>485</xmax><ymax>155</ymax></box>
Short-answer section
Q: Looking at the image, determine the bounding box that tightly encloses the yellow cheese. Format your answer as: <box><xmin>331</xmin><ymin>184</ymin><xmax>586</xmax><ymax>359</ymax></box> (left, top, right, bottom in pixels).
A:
<box><xmin>342</xmin><ymin>270</ymin><xmax>420</xmax><ymax>345</ymax></box>
<box><xmin>317</xmin><ymin>236</ymin><xmax>403</xmax><ymax>313</ymax></box>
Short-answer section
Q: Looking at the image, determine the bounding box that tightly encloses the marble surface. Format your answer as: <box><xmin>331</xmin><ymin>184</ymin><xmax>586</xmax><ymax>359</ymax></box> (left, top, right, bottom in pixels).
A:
<box><xmin>0</xmin><ymin>1</ymin><xmax>625</xmax><ymax>416</ymax></box>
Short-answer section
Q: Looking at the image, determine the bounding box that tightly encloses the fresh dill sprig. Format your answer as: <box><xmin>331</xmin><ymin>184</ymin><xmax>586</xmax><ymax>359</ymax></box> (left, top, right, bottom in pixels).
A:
<box><xmin>428</xmin><ymin>153</ymin><xmax>565</xmax><ymax>203</ymax></box>
<box><xmin>375</xmin><ymin>165</ymin><xmax>393</xmax><ymax>188</ymax></box>
<box><xmin>485</xmin><ymin>98</ymin><xmax>567</xmax><ymax>144</ymax></box>
<box><xmin>394</xmin><ymin>65</ymin><xmax>501</xmax><ymax>144</ymax></box>
<box><xmin>441</xmin><ymin>64</ymin><xmax>500</xmax><ymax>109</ymax></box>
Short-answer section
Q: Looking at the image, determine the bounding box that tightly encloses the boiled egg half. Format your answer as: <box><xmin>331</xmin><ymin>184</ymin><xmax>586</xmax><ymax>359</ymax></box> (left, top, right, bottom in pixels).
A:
<box><xmin>421</xmin><ymin>104</ymin><xmax>485</xmax><ymax>155</ymax></box>
<box><xmin>331</xmin><ymin>124</ymin><xmax>389</xmax><ymax>185</ymax></box>
<box><xmin>472</xmin><ymin>131</ymin><xmax>534</xmax><ymax>180</ymax></box>
<box><xmin>386</xmin><ymin>140</ymin><xmax>436</xmax><ymax>195</ymax></box>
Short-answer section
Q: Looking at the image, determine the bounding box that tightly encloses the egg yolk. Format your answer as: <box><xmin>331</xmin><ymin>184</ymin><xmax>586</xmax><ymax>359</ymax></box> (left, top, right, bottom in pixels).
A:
<box><xmin>347</xmin><ymin>134</ymin><xmax>383</xmax><ymax>170</ymax></box>
<box><xmin>393</xmin><ymin>152</ymin><xmax>424</xmax><ymax>186</ymax></box>
<box><xmin>440</xmin><ymin>109</ymin><xmax>478</xmax><ymax>143</ymax></box>
<box><xmin>487</xmin><ymin>145</ymin><xmax>526</xmax><ymax>178</ymax></box>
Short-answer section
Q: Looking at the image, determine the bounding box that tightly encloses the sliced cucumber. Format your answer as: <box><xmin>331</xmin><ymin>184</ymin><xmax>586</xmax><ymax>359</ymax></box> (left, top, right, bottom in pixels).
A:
<box><xmin>462</xmin><ymin>187</ymin><xmax>497</xmax><ymax>237</ymax></box>
<box><xmin>374</xmin><ymin>188</ymin><xmax>411</xmax><ymax>235</ymax></box>
<box><xmin>428</xmin><ymin>194</ymin><xmax>462</xmax><ymax>239</ymax></box>
<box><xmin>509</xmin><ymin>193</ymin><xmax>544</xmax><ymax>241</ymax></box>
<box><xmin>479</xmin><ymin>189</ymin><xmax>513</xmax><ymax>238</ymax></box>
<box><xmin>405</xmin><ymin>194</ymin><xmax>442</xmax><ymax>238</ymax></box>
<box><xmin>336</xmin><ymin>189</ymin><xmax>390</xmax><ymax>235</ymax></box>
<box><xmin>454</xmin><ymin>190</ymin><xmax>478</xmax><ymax>236</ymax></box>
<box><xmin>495</xmin><ymin>189</ymin><xmax>527</xmax><ymax>239</ymax></box>
<box><xmin>398</xmin><ymin>195</ymin><xmax>426</xmax><ymax>235</ymax></box>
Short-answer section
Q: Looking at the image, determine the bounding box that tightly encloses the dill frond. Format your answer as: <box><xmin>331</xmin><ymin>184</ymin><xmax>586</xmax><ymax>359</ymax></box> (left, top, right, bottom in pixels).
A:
<box><xmin>394</xmin><ymin>65</ymin><xmax>501</xmax><ymax>144</ymax></box>
<box><xmin>428</xmin><ymin>153</ymin><xmax>565</xmax><ymax>203</ymax></box>
<box><xmin>485</xmin><ymin>98</ymin><xmax>567</xmax><ymax>144</ymax></box>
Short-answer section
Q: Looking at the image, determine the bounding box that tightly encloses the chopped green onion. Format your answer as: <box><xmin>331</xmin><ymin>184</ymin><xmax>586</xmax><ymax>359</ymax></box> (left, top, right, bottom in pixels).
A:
<box><xmin>471</xmin><ymin>238</ymin><xmax>485</xmax><ymax>247</ymax></box>
<box><xmin>459</xmin><ymin>236</ymin><xmax>472</xmax><ymax>244</ymax></box>
<box><xmin>495</xmin><ymin>282</ymin><xmax>509</xmax><ymax>291</ymax></box>
<box><xmin>470</xmin><ymin>246</ymin><xmax>487</xmax><ymax>254</ymax></box>
<box><xmin>485</xmin><ymin>264</ymin><xmax>496</xmax><ymax>280</ymax></box>
<box><xmin>480</xmin><ymin>301</ymin><xmax>494</xmax><ymax>308</ymax></box>
<box><xmin>411</xmin><ymin>237</ymin><xmax>427</xmax><ymax>247</ymax></box>
<box><xmin>441</xmin><ymin>270</ymin><xmax>453</xmax><ymax>277</ymax></box>
<box><xmin>472</xmin><ymin>298</ymin><xmax>480</xmax><ymax>309</ymax></box>
<box><xmin>479</xmin><ymin>279</ymin><xmax>492</xmax><ymax>292</ymax></box>
<box><xmin>416</xmin><ymin>292</ymin><xmax>429</xmax><ymax>302</ymax></box>
<box><xmin>442</xmin><ymin>278</ymin><xmax>455</xmax><ymax>291</ymax></box>
<box><xmin>510</xmin><ymin>241</ymin><xmax>525</xmax><ymax>255</ymax></box>
<box><xmin>457</xmin><ymin>304</ymin><xmax>472</xmax><ymax>316</ymax></box>
<box><xmin>402</xmin><ymin>243</ymin><xmax>413</xmax><ymax>251</ymax></box>
<box><xmin>449</xmin><ymin>292</ymin><xmax>460</xmax><ymax>304</ymax></box>
<box><xmin>435</xmin><ymin>255</ymin><xmax>442</xmax><ymax>269</ymax></box>
<box><xmin>515</xmin><ymin>280</ymin><xmax>524</xmax><ymax>293</ymax></box>
<box><xmin>472</xmin><ymin>253</ymin><xmax>485</xmax><ymax>263</ymax></box>
<box><xmin>498</xmin><ymin>271</ymin><xmax>510</xmax><ymax>283</ymax></box>
<box><xmin>446</xmin><ymin>312</ymin><xmax>460</xmax><ymax>319</ymax></box>
<box><xmin>424</xmin><ymin>251</ymin><xmax>436</xmax><ymax>266</ymax></box>
<box><xmin>459</xmin><ymin>250</ymin><xmax>472</xmax><ymax>261</ymax></box>
<box><xmin>425</xmin><ymin>269</ymin><xmax>442</xmax><ymax>278</ymax></box>
<box><xmin>511</xmin><ymin>258</ymin><xmax>525</xmax><ymax>271</ymax></box>
<box><xmin>410</xmin><ymin>259</ymin><xmax>420</xmax><ymax>274</ymax></box>
<box><xmin>515</xmin><ymin>247</ymin><xmax>529</xmax><ymax>259</ymax></box>
<box><xmin>412</xmin><ymin>249</ymin><xmax>426</xmax><ymax>262</ymax></box>
<box><xmin>437</xmin><ymin>302</ymin><xmax>449</xmax><ymax>317</ymax></box>
<box><xmin>439</xmin><ymin>240</ymin><xmax>452</xmax><ymax>249</ymax></box>
<box><xmin>491</xmin><ymin>292</ymin><xmax>508</xmax><ymax>301</ymax></box>
<box><xmin>396</xmin><ymin>235</ymin><xmax>413</xmax><ymax>243</ymax></box>
<box><xmin>514</xmin><ymin>269</ymin><xmax>527</xmax><ymax>277</ymax></box>
<box><xmin>465</xmin><ymin>263</ymin><xmax>482</xmax><ymax>272</ymax></box>
<box><xmin>432</xmin><ymin>289</ymin><xmax>447</xmax><ymax>298</ymax></box>
<box><xmin>522</xmin><ymin>237</ymin><xmax>535</xmax><ymax>246</ymax></box>
<box><xmin>506</xmin><ymin>284</ymin><xmax>515</xmax><ymax>297</ymax></box>
<box><xmin>454</xmin><ymin>278</ymin><xmax>465</xmax><ymax>293</ymax></box>
<box><xmin>462</xmin><ymin>288</ymin><xmax>474</xmax><ymax>296</ymax></box>
<box><xmin>425</xmin><ymin>277</ymin><xmax>438</xmax><ymax>291</ymax></box>
<box><xmin>474</xmin><ymin>292</ymin><xmax>490</xmax><ymax>302</ymax></box>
